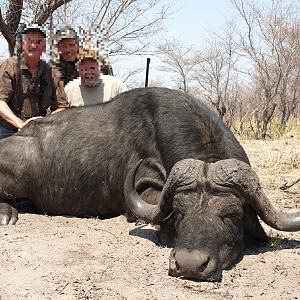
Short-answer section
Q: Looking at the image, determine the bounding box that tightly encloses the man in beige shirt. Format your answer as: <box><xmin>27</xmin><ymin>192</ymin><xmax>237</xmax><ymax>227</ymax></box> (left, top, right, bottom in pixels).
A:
<box><xmin>65</xmin><ymin>48</ymin><xmax>127</xmax><ymax>107</ymax></box>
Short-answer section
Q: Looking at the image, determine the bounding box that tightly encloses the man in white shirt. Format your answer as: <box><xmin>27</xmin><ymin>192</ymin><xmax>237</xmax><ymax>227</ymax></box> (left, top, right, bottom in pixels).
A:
<box><xmin>65</xmin><ymin>48</ymin><xmax>128</xmax><ymax>107</ymax></box>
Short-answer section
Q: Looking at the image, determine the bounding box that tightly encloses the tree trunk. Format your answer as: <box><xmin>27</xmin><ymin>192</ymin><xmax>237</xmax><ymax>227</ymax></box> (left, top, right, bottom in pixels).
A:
<box><xmin>261</xmin><ymin>103</ymin><xmax>276</xmax><ymax>139</ymax></box>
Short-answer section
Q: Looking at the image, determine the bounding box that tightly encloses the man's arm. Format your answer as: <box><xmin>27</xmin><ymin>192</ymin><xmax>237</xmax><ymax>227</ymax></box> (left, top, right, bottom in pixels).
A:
<box><xmin>0</xmin><ymin>58</ymin><xmax>23</xmax><ymax>130</ymax></box>
<box><xmin>0</xmin><ymin>102</ymin><xmax>43</xmax><ymax>129</ymax></box>
<box><xmin>118</xmin><ymin>80</ymin><xmax>128</xmax><ymax>93</ymax></box>
<box><xmin>50</xmin><ymin>65</ymin><xmax>69</xmax><ymax>113</ymax></box>
<box><xmin>0</xmin><ymin>101</ymin><xmax>24</xmax><ymax>129</ymax></box>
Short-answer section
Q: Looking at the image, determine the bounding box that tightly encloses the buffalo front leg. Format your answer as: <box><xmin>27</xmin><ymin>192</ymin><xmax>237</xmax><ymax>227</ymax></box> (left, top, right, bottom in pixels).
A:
<box><xmin>0</xmin><ymin>201</ymin><xmax>18</xmax><ymax>225</ymax></box>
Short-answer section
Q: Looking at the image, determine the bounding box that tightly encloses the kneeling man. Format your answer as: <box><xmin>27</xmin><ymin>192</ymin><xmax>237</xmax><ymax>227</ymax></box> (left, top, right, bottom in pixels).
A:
<box><xmin>0</xmin><ymin>25</ymin><xmax>68</xmax><ymax>139</ymax></box>
<box><xmin>65</xmin><ymin>48</ymin><xmax>127</xmax><ymax>107</ymax></box>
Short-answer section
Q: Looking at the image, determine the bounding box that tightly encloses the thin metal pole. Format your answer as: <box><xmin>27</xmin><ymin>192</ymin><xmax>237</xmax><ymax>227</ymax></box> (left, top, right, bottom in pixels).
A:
<box><xmin>145</xmin><ymin>58</ymin><xmax>151</xmax><ymax>87</ymax></box>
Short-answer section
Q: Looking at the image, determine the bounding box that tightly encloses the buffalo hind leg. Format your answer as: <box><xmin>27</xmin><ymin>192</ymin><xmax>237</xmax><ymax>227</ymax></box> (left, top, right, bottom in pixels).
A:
<box><xmin>0</xmin><ymin>201</ymin><xmax>18</xmax><ymax>225</ymax></box>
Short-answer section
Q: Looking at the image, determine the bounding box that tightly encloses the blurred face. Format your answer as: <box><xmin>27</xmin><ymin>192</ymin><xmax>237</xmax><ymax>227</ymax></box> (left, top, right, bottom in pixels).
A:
<box><xmin>22</xmin><ymin>32</ymin><xmax>46</xmax><ymax>62</ymax></box>
<box><xmin>57</xmin><ymin>38</ymin><xmax>79</xmax><ymax>62</ymax></box>
<box><xmin>79</xmin><ymin>58</ymin><xmax>100</xmax><ymax>87</ymax></box>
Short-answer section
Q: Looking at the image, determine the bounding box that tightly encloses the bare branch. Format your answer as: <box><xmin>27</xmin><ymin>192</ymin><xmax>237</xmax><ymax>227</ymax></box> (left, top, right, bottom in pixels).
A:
<box><xmin>6</xmin><ymin>0</ymin><xmax>23</xmax><ymax>34</ymax></box>
<box><xmin>0</xmin><ymin>8</ymin><xmax>15</xmax><ymax>51</ymax></box>
<box><xmin>156</xmin><ymin>38</ymin><xmax>198</xmax><ymax>94</ymax></box>
<box><xmin>33</xmin><ymin>0</ymin><xmax>73</xmax><ymax>24</ymax></box>
<box><xmin>280</xmin><ymin>178</ymin><xmax>300</xmax><ymax>190</ymax></box>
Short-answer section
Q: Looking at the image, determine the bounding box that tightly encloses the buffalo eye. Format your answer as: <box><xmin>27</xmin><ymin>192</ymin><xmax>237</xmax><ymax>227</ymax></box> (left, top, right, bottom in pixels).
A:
<box><xmin>176</xmin><ymin>213</ymin><xmax>183</xmax><ymax>223</ymax></box>
<box><xmin>219</xmin><ymin>206</ymin><xmax>243</xmax><ymax>223</ymax></box>
<box><xmin>172</xmin><ymin>208</ymin><xmax>184</xmax><ymax>228</ymax></box>
<box><xmin>220</xmin><ymin>212</ymin><xmax>238</xmax><ymax>220</ymax></box>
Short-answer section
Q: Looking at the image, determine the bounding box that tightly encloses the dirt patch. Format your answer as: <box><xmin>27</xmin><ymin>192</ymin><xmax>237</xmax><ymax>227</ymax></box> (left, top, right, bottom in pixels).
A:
<box><xmin>1</xmin><ymin>139</ymin><xmax>300</xmax><ymax>299</ymax></box>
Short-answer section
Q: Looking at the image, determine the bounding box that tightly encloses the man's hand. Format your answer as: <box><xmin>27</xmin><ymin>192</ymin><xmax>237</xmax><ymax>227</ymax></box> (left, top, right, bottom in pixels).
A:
<box><xmin>51</xmin><ymin>107</ymin><xmax>68</xmax><ymax>115</ymax></box>
<box><xmin>20</xmin><ymin>116</ymin><xmax>44</xmax><ymax>129</ymax></box>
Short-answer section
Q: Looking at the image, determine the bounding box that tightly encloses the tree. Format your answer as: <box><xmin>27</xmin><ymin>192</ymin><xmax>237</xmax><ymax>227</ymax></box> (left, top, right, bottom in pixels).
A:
<box><xmin>0</xmin><ymin>0</ymin><xmax>174</xmax><ymax>57</ymax></box>
<box><xmin>229</xmin><ymin>0</ymin><xmax>300</xmax><ymax>138</ymax></box>
<box><xmin>156</xmin><ymin>38</ymin><xmax>198</xmax><ymax>94</ymax></box>
<box><xmin>0</xmin><ymin>0</ymin><xmax>74</xmax><ymax>55</ymax></box>
<box><xmin>275</xmin><ymin>23</ymin><xmax>300</xmax><ymax>129</ymax></box>
<box><xmin>192</xmin><ymin>26</ymin><xmax>240</xmax><ymax>121</ymax></box>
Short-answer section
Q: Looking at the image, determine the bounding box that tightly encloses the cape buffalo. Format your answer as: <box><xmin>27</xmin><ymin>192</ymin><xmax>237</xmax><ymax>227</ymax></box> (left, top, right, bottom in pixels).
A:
<box><xmin>0</xmin><ymin>87</ymin><xmax>299</xmax><ymax>282</ymax></box>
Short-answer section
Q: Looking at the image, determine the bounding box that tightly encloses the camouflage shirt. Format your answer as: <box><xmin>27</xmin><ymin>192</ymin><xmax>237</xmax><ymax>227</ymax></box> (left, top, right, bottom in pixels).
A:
<box><xmin>52</xmin><ymin>53</ymin><xmax>79</xmax><ymax>86</ymax></box>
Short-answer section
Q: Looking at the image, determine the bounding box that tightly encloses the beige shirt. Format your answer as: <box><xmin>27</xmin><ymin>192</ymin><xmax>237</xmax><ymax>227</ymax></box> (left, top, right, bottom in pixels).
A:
<box><xmin>65</xmin><ymin>75</ymin><xmax>128</xmax><ymax>107</ymax></box>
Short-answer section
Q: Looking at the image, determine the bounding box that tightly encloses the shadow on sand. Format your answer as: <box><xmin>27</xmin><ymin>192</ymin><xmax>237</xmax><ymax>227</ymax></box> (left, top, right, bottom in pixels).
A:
<box><xmin>129</xmin><ymin>223</ymin><xmax>300</xmax><ymax>272</ymax></box>
<box><xmin>129</xmin><ymin>224</ymin><xmax>160</xmax><ymax>245</ymax></box>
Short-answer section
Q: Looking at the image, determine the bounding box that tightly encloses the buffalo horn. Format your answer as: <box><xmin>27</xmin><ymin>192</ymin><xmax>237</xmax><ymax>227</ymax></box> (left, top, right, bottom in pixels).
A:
<box><xmin>248</xmin><ymin>182</ymin><xmax>300</xmax><ymax>232</ymax></box>
<box><xmin>212</xmin><ymin>159</ymin><xmax>300</xmax><ymax>231</ymax></box>
<box><xmin>124</xmin><ymin>159</ymin><xmax>180</xmax><ymax>223</ymax></box>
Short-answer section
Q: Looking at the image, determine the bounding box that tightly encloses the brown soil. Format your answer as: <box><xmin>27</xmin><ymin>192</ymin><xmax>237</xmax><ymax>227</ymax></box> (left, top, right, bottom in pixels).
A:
<box><xmin>1</xmin><ymin>139</ymin><xmax>300</xmax><ymax>300</ymax></box>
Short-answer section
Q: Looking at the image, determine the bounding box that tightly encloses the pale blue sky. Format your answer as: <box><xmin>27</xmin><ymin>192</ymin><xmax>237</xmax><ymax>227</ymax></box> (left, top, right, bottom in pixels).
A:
<box><xmin>162</xmin><ymin>0</ymin><xmax>234</xmax><ymax>43</ymax></box>
<box><xmin>116</xmin><ymin>0</ymin><xmax>236</xmax><ymax>86</ymax></box>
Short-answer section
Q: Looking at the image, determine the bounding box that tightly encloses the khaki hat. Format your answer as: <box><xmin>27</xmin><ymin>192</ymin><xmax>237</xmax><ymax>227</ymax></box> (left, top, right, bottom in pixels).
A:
<box><xmin>56</xmin><ymin>26</ymin><xmax>78</xmax><ymax>44</ymax></box>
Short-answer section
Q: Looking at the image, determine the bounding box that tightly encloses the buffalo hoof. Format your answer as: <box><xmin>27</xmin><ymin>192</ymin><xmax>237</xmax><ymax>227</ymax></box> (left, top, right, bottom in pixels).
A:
<box><xmin>168</xmin><ymin>249</ymin><xmax>222</xmax><ymax>282</ymax></box>
<box><xmin>0</xmin><ymin>203</ymin><xmax>18</xmax><ymax>225</ymax></box>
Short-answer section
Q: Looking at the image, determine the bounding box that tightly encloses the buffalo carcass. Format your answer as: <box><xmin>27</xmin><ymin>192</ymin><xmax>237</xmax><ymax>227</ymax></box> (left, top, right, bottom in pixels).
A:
<box><xmin>0</xmin><ymin>87</ymin><xmax>299</xmax><ymax>282</ymax></box>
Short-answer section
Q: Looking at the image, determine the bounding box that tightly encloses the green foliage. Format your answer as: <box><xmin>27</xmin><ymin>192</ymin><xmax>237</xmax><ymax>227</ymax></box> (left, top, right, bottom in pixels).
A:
<box><xmin>269</xmin><ymin>236</ymin><xmax>282</xmax><ymax>248</ymax></box>
<box><xmin>268</xmin><ymin>121</ymin><xmax>291</xmax><ymax>139</ymax></box>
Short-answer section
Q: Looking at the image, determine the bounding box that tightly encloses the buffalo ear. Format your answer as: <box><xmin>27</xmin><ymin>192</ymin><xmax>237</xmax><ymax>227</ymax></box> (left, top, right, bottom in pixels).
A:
<box><xmin>125</xmin><ymin>157</ymin><xmax>167</xmax><ymax>222</ymax></box>
<box><xmin>155</xmin><ymin>213</ymin><xmax>176</xmax><ymax>248</ymax></box>
<box><xmin>134</xmin><ymin>157</ymin><xmax>167</xmax><ymax>205</ymax></box>
<box><xmin>157</xmin><ymin>228</ymin><xmax>176</xmax><ymax>248</ymax></box>
<box><xmin>243</xmin><ymin>204</ymin><xmax>268</xmax><ymax>247</ymax></box>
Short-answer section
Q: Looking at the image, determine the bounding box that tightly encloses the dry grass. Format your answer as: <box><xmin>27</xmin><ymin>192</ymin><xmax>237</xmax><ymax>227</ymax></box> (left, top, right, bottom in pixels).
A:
<box><xmin>240</xmin><ymin>138</ymin><xmax>300</xmax><ymax>173</ymax></box>
<box><xmin>239</xmin><ymin>138</ymin><xmax>300</xmax><ymax>209</ymax></box>
<box><xmin>232</xmin><ymin>119</ymin><xmax>300</xmax><ymax>140</ymax></box>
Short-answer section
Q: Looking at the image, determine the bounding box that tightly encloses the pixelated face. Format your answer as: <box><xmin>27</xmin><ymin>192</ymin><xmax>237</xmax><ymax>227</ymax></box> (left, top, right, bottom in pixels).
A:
<box><xmin>22</xmin><ymin>32</ymin><xmax>46</xmax><ymax>61</ymax></box>
<box><xmin>79</xmin><ymin>58</ymin><xmax>100</xmax><ymax>87</ymax></box>
<box><xmin>57</xmin><ymin>38</ymin><xmax>79</xmax><ymax>62</ymax></box>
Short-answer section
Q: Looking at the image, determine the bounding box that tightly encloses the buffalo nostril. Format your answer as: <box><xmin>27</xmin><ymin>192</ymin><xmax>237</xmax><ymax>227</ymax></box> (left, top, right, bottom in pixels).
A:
<box><xmin>198</xmin><ymin>261</ymin><xmax>208</xmax><ymax>273</ymax></box>
<box><xmin>0</xmin><ymin>215</ymin><xmax>9</xmax><ymax>226</ymax></box>
<box><xmin>175</xmin><ymin>260</ymin><xmax>180</xmax><ymax>272</ymax></box>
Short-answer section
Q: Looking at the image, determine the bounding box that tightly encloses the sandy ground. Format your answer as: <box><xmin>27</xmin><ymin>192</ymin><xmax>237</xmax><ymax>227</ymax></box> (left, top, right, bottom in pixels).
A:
<box><xmin>1</xmin><ymin>139</ymin><xmax>300</xmax><ymax>300</ymax></box>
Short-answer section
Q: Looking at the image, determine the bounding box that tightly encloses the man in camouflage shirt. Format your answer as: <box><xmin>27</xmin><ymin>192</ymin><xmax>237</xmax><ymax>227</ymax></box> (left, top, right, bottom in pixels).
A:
<box><xmin>52</xmin><ymin>26</ymin><xmax>79</xmax><ymax>86</ymax></box>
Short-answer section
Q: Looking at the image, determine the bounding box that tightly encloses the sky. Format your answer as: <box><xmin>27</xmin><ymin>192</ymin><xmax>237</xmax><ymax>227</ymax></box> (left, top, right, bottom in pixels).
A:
<box><xmin>0</xmin><ymin>0</ymin><xmax>236</xmax><ymax>85</ymax></box>
<box><xmin>161</xmin><ymin>0</ymin><xmax>233</xmax><ymax>43</ymax></box>
<box><xmin>113</xmin><ymin>0</ymin><xmax>236</xmax><ymax>87</ymax></box>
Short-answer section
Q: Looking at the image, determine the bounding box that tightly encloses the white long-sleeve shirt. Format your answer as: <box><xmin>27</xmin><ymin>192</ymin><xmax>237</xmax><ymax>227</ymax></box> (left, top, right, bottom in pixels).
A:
<box><xmin>65</xmin><ymin>75</ymin><xmax>128</xmax><ymax>107</ymax></box>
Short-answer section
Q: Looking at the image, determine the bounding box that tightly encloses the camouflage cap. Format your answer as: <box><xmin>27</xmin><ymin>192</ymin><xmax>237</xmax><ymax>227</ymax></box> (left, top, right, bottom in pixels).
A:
<box><xmin>77</xmin><ymin>48</ymin><xmax>103</xmax><ymax>63</ymax></box>
<box><xmin>77</xmin><ymin>47</ymin><xmax>113</xmax><ymax>74</ymax></box>
<box><xmin>56</xmin><ymin>26</ymin><xmax>78</xmax><ymax>44</ymax></box>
